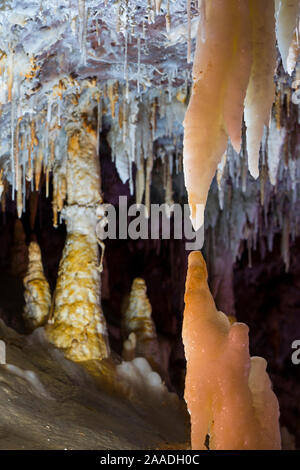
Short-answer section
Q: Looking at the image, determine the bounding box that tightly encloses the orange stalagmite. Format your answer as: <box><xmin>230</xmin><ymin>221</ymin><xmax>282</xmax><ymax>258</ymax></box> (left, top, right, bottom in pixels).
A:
<box><xmin>182</xmin><ymin>251</ymin><xmax>281</xmax><ymax>450</ymax></box>
<box><xmin>183</xmin><ymin>0</ymin><xmax>252</xmax><ymax>230</ymax></box>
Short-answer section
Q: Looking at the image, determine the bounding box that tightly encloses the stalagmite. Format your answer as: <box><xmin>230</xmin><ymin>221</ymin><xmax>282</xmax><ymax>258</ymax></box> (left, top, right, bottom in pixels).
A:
<box><xmin>122</xmin><ymin>278</ymin><xmax>161</xmax><ymax>373</ymax></box>
<box><xmin>183</xmin><ymin>0</ymin><xmax>252</xmax><ymax>230</ymax></box>
<box><xmin>275</xmin><ymin>0</ymin><xmax>300</xmax><ymax>74</ymax></box>
<box><xmin>244</xmin><ymin>0</ymin><xmax>276</xmax><ymax>179</ymax></box>
<box><xmin>23</xmin><ymin>241</ymin><xmax>51</xmax><ymax>331</ymax></box>
<box><xmin>46</xmin><ymin>104</ymin><xmax>110</xmax><ymax>362</ymax></box>
<box><xmin>182</xmin><ymin>251</ymin><xmax>281</xmax><ymax>450</ymax></box>
<box><xmin>122</xmin><ymin>331</ymin><xmax>137</xmax><ymax>362</ymax></box>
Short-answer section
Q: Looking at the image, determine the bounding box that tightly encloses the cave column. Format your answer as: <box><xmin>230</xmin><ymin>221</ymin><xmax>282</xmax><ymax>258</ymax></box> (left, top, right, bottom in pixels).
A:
<box><xmin>46</xmin><ymin>111</ymin><xmax>110</xmax><ymax>362</ymax></box>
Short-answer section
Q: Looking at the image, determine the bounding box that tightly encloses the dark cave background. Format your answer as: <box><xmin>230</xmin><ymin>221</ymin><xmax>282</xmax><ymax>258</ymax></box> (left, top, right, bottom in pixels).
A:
<box><xmin>0</xmin><ymin>128</ymin><xmax>299</xmax><ymax>448</ymax></box>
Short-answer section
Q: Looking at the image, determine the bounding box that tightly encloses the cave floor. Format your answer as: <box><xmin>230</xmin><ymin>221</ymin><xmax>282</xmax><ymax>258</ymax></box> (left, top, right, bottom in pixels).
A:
<box><xmin>0</xmin><ymin>320</ymin><xmax>188</xmax><ymax>450</ymax></box>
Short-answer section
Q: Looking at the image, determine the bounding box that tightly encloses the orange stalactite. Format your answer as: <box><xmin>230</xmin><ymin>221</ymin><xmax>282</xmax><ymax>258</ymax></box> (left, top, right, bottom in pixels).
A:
<box><xmin>183</xmin><ymin>0</ymin><xmax>278</xmax><ymax>229</ymax></box>
<box><xmin>183</xmin><ymin>0</ymin><xmax>252</xmax><ymax>230</ymax></box>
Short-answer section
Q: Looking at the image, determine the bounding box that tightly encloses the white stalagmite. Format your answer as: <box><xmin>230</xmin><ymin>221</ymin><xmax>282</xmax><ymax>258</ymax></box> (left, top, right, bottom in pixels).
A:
<box><xmin>275</xmin><ymin>0</ymin><xmax>300</xmax><ymax>75</ymax></box>
<box><xmin>122</xmin><ymin>278</ymin><xmax>161</xmax><ymax>373</ymax></box>
<box><xmin>244</xmin><ymin>0</ymin><xmax>277</xmax><ymax>179</ymax></box>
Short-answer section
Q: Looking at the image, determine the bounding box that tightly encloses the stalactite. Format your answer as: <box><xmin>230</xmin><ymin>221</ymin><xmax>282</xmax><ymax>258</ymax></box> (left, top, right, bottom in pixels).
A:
<box><xmin>184</xmin><ymin>0</ymin><xmax>250</xmax><ymax>229</ymax></box>
<box><xmin>164</xmin><ymin>155</ymin><xmax>174</xmax><ymax>208</ymax></box>
<box><xmin>136</xmin><ymin>153</ymin><xmax>145</xmax><ymax>206</ymax></box>
<box><xmin>244</xmin><ymin>0</ymin><xmax>276</xmax><ymax>179</ymax></box>
<box><xmin>151</xmin><ymin>99</ymin><xmax>157</xmax><ymax>141</ymax></box>
<box><xmin>287</xmin><ymin>29</ymin><xmax>300</xmax><ymax>75</ymax></box>
<box><xmin>96</xmin><ymin>90</ymin><xmax>102</xmax><ymax>153</ymax></box>
<box><xmin>182</xmin><ymin>1</ymin><xmax>287</xmax><ymax>230</ymax></box>
<box><xmin>145</xmin><ymin>153</ymin><xmax>153</xmax><ymax>214</ymax></box>
<box><xmin>1</xmin><ymin>181</ymin><xmax>6</xmax><ymax>213</ymax></box>
<box><xmin>16</xmin><ymin>164</ymin><xmax>23</xmax><ymax>218</ymax></box>
<box><xmin>275</xmin><ymin>0</ymin><xmax>300</xmax><ymax>75</ymax></box>
<box><xmin>10</xmin><ymin>98</ymin><xmax>15</xmax><ymax>198</ymax></box>
<box><xmin>165</xmin><ymin>0</ymin><xmax>171</xmax><ymax>33</ymax></box>
<box><xmin>223</xmin><ymin>2</ymin><xmax>252</xmax><ymax>153</ymax></box>
<box><xmin>78</xmin><ymin>0</ymin><xmax>87</xmax><ymax>65</ymax></box>
<box><xmin>267</xmin><ymin>116</ymin><xmax>286</xmax><ymax>185</ymax></box>
<box><xmin>0</xmin><ymin>169</ymin><xmax>4</xmax><ymax>200</ymax></box>
<box><xmin>187</xmin><ymin>0</ymin><xmax>192</xmax><ymax>63</ymax></box>
<box><xmin>7</xmin><ymin>48</ymin><xmax>14</xmax><ymax>103</ymax></box>
<box><xmin>107</xmin><ymin>82</ymin><xmax>118</xmax><ymax>119</ymax></box>
<box><xmin>137</xmin><ymin>36</ymin><xmax>141</xmax><ymax>95</ymax></box>
<box><xmin>15</xmin><ymin>115</ymin><xmax>21</xmax><ymax>212</ymax></box>
<box><xmin>183</xmin><ymin>251</ymin><xmax>281</xmax><ymax>450</ymax></box>
<box><xmin>23</xmin><ymin>241</ymin><xmax>51</xmax><ymax>331</ymax></box>
<box><xmin>34</xmin><ymin>149</ymin><xmax>43</xmax><ymax>192</ymax></box>
<box><xmin>281</xmin><ymin>212</ymin><xmax>290</xmax><ymax>272</ymax></box>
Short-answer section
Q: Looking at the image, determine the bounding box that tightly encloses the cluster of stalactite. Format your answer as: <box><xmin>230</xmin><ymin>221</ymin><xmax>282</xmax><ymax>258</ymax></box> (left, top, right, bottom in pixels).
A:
<box><xmin>0</xmin><ymin>0</ymin><xmax>196</xmax><ymax>208</ymax></box>
<box><xmin>105</xmin><ymin>72</ymin><xmax>299</xmax><ymax>274</ymax></box>
<box><xmin>0</xmin><ymin>72</ymin><xmax>188</xmax><ymax>224</ymax></box>
<box><xmin>107</xmin><ymin>85</ymin><xmax>186</xmax><ymax>210</ymax></box>
<box><xmin>205</xmin><ymin>87</ymin><xmax>300</xmax><ymax>275</ymax></box>
<box><xmin>0</xmin><ymin>3</ymin><xmax>298</xmax><ymax>246</ymax></box>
